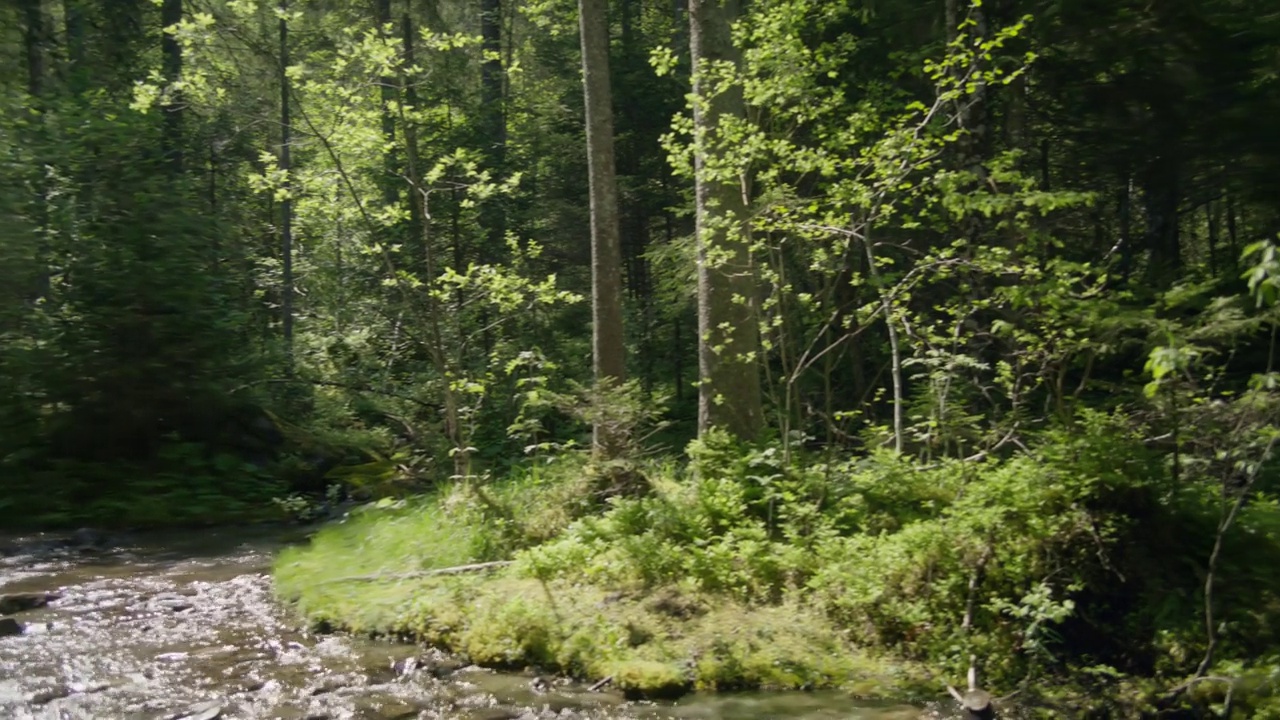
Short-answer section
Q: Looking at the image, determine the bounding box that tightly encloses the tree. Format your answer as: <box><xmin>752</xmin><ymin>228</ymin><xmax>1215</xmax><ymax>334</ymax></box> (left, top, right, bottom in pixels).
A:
<box><xmin>161</xmin><ymin>0</ymin><xmax>182</xmax><ymax>173</ymax></box>
<box><xmin>279</xmin><ymin>0</ymin><xmax>294</xmax><ymax>374</ymax></box>
<box><xmin>577</xmin><ymin>0</ymin><xmax>627</xmax><ymax>455</ymax></box>
<box><xmin>688</xmin><ymin>0</ymin><xmax>762</xmax><ymax>440</ymax></box>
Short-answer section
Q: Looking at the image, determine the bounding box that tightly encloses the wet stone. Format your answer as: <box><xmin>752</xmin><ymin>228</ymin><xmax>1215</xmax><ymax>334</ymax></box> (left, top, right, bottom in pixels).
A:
<box><xmin>69</xmin><ymin>680</ymin><xmax>111</xmax><ymax>694</ymax></box>
<box><xmin>0</xmin><ymin>617</ymin><xmax>23</xmax><ymax>636</ymax></box>
<box><xmin>308</xmin><ymin>674</ymin><xmax>359</xmax><ymax>696</ymax></box>
<box><xmin>0</xmin><ymin>591</ymin><xmax>59</xmax><ymax>614</ymax></box>
<box><xmin>168</xmin><ymin>699</ymin><xmax>225</xmax><ymax>720</ymax></box>
<box><xmin>27</xmin><ymin>684</ymin><xmax>72</xmax><ymax>705</ymax></box>
<box><xmin>470</xmin><ymin>709</ymin><xmax>526</xmax><ymax>720</ymax></box>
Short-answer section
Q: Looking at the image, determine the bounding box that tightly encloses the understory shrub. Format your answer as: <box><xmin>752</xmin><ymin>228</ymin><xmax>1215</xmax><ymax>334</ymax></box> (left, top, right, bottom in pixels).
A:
<box><xmin>516</xmin><ymin>409</ymin><xmax>1280</xmax><ymax>691</ymax></box>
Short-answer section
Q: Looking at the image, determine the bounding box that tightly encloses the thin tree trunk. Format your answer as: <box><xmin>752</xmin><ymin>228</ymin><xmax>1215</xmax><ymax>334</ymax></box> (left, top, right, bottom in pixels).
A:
<box><xmin>1119</xmin><ymin>173</ymin><xmax>1133</xmax><ymax>282</ymax></box>
<box><xmin>23</xmin><ymin>0</ymin><xmax>46</xmax><ymax>98</ymax></box>
<box><xmin>402</xmin><ymin>12</ymin><xmax>427</xmax><ymax>275</ymax></box>
<box><xmin>864</xmin><ymin>225</ymin><xmax>903</xmax><ymax>454</ymax></box>
<box><xmin>161</xmin><ymin>0</ymin><xmax>183</xmax><ymax>174</ymax></box>
<box><xmin>22</xmin><ymin>0</ymin><xmax>50</xmax><ymax>300</ymax></box>
<box><xmin>479</xmin><ymin>0</ymin><xmax>506</xmax><ymax>252</ymax></box>
<box><xmin>1143</xmin><ymin>151</ymin><xmax>1181</xmax><ymax>283</ymax></box>
<box><xmin>1206</xmin><ymin>199</ymin><xmax>1218</xmax><ymax>274</ymax></box>
<box><xmin>689</xmin><ymin>0</ymin><xmax>763</xmax><ymax>441</ymax></box>
<box><xmin>279</xmin><ymin>0</ymin><xmax>294</xmax><ymax>374</ymax></box>
<box><xmin>375</xmin><ymin>0</ymin><xmax>399</xmax><ymax>209</ymax></box>
<box><xmin>64</xmin><ymin>0</ymin><xmax>86</xmax><ymax>94</ymax></box>
<box><xmin>1226</xmin><ymin>189</ymin><xmax>1238</xmax><ymax>266</ymax></box>
<box><xmin>579</xmin><ymin>0</ymin><xmax>628</xmax><ymax>456</ymax></box>
<box><xmin>668</xmin><ymin>183</ymin><xmax>685</xmax><ymax>406</ymax></box>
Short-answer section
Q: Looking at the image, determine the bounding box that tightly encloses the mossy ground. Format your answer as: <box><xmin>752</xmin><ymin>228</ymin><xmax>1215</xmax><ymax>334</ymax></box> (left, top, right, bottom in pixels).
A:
<box><xmin>274</xmin><ymin>565</ymin><xmax>926</xmax><ymax>699</ymax></box>
<box><xmin>271</xmin><ymin>444</ymin><xmax>1280</xmax><ymax>717</ymax></box>
<box><xmin>272</xmin><ymin>463</ymin><xmax>931</xmax><ymax>700</ymax></box>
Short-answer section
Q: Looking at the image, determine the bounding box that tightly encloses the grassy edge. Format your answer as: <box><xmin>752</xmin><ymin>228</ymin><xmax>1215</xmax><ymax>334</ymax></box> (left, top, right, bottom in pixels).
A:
<box><xmin>273</xmin><ymin>560</ymin><xmax>936</xmax><ymax>701</ymax></box>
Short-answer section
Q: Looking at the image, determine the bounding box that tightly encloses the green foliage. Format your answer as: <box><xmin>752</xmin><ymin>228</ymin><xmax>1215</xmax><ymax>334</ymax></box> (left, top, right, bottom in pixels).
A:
<box><xmin>5</xmin><ymin>0</ymin><xmax>1280</xmax><ymax>710</ymax></box>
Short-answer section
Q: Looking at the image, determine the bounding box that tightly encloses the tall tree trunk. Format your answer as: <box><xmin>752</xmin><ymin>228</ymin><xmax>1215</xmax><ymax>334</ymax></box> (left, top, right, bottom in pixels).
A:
<box><xmin>376</xmin><ymin>0</ymin><xmax>397</xmax><ymax>204</ymax></box>
<box><xmin>22</xmin><ymin>0</ymin><xmax>46</xmax><ymax>99</ymax></box>
<box><xmin>579</xmin><ymin>0</ymin><xmax>628</xmax><ymax>456</ymax></box>
<box><xmin>103</xmin><ymin>0</ymin><xmax>145</xmax><ymax>93</ymax></box>
<box><xmin>161</xmin><ymin>0</ymin><xmax>183</xmax><ymax>174</ymax></box>
<box><xmin>1226</xmin><ymin>188</ymin><xmax>1239</xmax><ymax>266</ymax></box>
<box><xmin>1206</xmin><ymin>199</ymin><xmax>1219</xmax><ymax>273</ymax></box>
<box><xmin>279</xmin><ymin>0</ymin><xmax>294</xmax><ymax>374</ymax></box>
<box><xmin>689</xmin><ymin>0</ymin><xmax>763</xmax><ymax>441</ymax></box>
<box><xmin>1143</xmin><ymin>150</ymin><xmax>1181</xmax><ymax>283</ymax></box>
<box><xmin>23</xmin><ymin>0</ymin><xmax>49</xmax><ymax>300</ymax></box>
<box><xmin>1119</xmin><ymin>172</ymin><xmax>1133</xmax><ymax>282</ymax></box>
<box><xmin>64</xmin><ymin>0</ymin><xmax>86</xmax><ymax>94</ymax></box>
<box><xmin>402</xmin><ymin>12</ymin><xmax>427</xmax><ymax>274</ymax></box>
<box><xmin>479</xmin><ymin>0</ymin><xmax>506</xmax><ymax>251</ymax></box>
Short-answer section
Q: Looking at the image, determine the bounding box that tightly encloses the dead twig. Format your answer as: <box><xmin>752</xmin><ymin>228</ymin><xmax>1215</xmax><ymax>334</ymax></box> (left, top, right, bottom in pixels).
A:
<box><xmin>313</xmin><ymin>561</ymin><xmax>513</xmax><ymax>585</ymax></box>
<box><xmin>588</xmin><ymin>676</ymin><xmax>614</xmax><ymax>692</ymax></box>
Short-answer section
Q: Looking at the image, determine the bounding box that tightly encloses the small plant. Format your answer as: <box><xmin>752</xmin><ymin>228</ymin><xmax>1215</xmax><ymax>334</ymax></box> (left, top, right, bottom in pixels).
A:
<box><xmin>273</xmin><ymin>493</ymin><xmax>324</xmax><ymax>523</ymax></box>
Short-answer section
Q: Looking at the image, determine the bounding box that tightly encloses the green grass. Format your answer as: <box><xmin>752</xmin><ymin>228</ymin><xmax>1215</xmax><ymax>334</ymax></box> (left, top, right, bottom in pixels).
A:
<box><xmin>272</xmin><ymin>454</ymin><xmax>931</xmax><ymax>699</ymax></box>
<box><xmin>273</xmin><ymin>435</ymin><xmax>1280</xmax><ymax>716</ymax></box>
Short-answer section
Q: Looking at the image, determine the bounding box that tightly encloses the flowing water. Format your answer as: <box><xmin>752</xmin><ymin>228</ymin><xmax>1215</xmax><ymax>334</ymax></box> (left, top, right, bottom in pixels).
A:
<box><xmin>0</xmin><ymin>527</ymin><xmax>935</xmax><ymax>720</ymax></box>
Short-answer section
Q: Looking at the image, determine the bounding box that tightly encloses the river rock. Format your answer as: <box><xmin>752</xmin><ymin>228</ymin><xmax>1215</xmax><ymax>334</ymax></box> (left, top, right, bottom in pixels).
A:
<box><xmin>429</xmin><ymin>655</ymin><xmax>466</xmax><ymax>678</ymax></box>
<box><xmin>68</xmin><ymin>527</ymin><xmax>108</xmax><ymax>550</ymax></box>
<box><xmin>0</xmin><ymin>591</ymin><xmax>60</xmax><ymax>614</ymax></box>
<box><xmin>307</xmin><ymin>673</ymin><xmax>358</xmax><ymax>696</ymax></box>
<box><xmin>167</xmin><ymin>700</ymin><xmax>224</xmax><ymax>720</ymax></box>
<box><xmin>0</xmin><ymin>617</ymin><xmax>23</xmax><ymax>636</ymax></box>
<box><xmin>154</xmin><ymin>595</ymin><xmax>195</xmax><ymax>612</ymax></box>
<box><xmin>26</xmin><ymin>684</ymin><xmax>72</xmax><ymax>704</ymax></box>
<box><xmin>961</xmin><ymin>689</ymin><xmax>995</xmax><ymax>719</ymax></box>
<box><xmin>391</xmin><ymin>656</ymin><xmax>419</xmax><ymax>677</ymax></box>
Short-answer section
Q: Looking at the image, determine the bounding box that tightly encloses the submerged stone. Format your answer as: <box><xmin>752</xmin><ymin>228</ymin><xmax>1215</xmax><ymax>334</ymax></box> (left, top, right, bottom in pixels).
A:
<box><xmin>961</xmin><ymin>689</ymin><xmax>994</xmax><ymax>719</ymax></box>
<box><xmin>0</xmin><ymin>617</ymin><xmax>22</xmax><ymax>637</ymax></box>
<box><xmin>0</xmin><ymin>591</ymin><xmax>59</xmax><ymax>614</ymax></box>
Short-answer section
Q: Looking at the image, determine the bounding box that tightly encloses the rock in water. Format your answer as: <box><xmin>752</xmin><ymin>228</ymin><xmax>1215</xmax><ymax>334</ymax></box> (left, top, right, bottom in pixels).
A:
<box><xmin>0</xmin><ymin>617</ymin><xmax>24</xmax><ymax>637</ymax></box>
<box><xmin>69</xmin><ymin>527</ymin><xmax>108</xmax><ymax>549</ymax></box>
<box><xmin>169</xmin><ymin>700</ymin><xmax>223</xmax><ymax>720</ymax></box>
<box><xmin>0</xmin><ymin>592</ymin><xmax>59</xmax><ymax>614</ymax></box>
<box><xmin>961</xmin><ymin>689</ymin><xmax>995</xmax><ymax>719</ymax></box>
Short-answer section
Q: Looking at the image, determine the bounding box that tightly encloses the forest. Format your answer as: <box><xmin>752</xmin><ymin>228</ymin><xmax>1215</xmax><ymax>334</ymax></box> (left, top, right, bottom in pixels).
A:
<box><xmin>4</xmin><ymin>0</ymin><xmax>1280</xmax><ymax>715</ymax></box>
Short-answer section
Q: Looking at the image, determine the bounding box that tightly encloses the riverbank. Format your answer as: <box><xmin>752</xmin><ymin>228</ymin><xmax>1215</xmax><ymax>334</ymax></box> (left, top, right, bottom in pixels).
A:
<box><xmin>7</xmin><ymin>526</ymin><xmax>933</xmax><ymax>719</ymax></box>
<box><xmin>277</xmin><ymin>422</ymin><xmax>1280</xmax><ymax>712</ymax></box>
<box><xmin>270</xmin><ymin>427</ymin><xmax>1280</xmax><ymax>717</ymax></box>
<box><xmin>272</xmin><ymin>459</ymin><xmax>921</xmax><ymax>699</ymax></box>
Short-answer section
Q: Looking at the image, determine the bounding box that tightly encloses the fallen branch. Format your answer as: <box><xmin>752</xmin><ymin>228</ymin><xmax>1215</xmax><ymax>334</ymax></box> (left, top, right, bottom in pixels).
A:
<box><xmin>314</xmin><ymin>561</ymin><xmax>512</xmax><ymax>585</ymax></box>
<box><xmin>1162</xmin><ymin>675</ymin><xmax>1237</xmax><ymax>702</ymax></box>
<box><xmin>230</xmin><ymin>377</ymin><xmax>441</xmax><ymax>411</ymax></box>
<box><xmin>588</xmin><ymin>675</ymin><xmax>614</xmax><ymax>692</ymax></box>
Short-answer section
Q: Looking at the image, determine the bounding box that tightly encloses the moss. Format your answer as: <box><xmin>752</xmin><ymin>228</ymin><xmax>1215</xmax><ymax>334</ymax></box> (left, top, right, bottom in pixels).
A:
<box><xmin>269</xmin><ymin>458</ymin><xmax>948</xmax><ymax>701</ymax></box>
<box><xmin>276</xmin><ymin>541</ymin><xmax>924</xmax><ymax>701</ymax></box>
<box><xmin>610</xmin><ymin>659</ymin><xmax>692</xmax><ymax>699</ymax></box>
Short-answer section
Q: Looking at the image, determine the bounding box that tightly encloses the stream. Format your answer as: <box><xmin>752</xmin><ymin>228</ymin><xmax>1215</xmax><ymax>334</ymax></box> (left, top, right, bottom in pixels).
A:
<box><xmin>0</xmin><ymin>527</ymin><xmax>935</xmax><ymax>719</ymax></box>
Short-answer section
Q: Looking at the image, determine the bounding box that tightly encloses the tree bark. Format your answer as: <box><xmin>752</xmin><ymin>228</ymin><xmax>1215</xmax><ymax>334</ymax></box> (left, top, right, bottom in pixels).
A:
<box><xmin>64</xmin><ymin>0</ymin><xmax>86</xmax><ymax>94</ymax></box>
<box><xmin>279</xmin><ymin>0</ymin><xmax>294</xmax><ymax>374</ymax></box>
<box><xmin>479</xmin><ymin>0</ymin><xmax>506</xmax><ymax>252</ymax></box>
<box><xmin>161</xmin><ymin>0</ymin><xmax>183</xmax><ymax>174</ymax></box>
<box><xmin>578</xmin><ymin>0</ymin><xmax>628</xmax><ymax>455</ymax></box>
<box><xmin>689</xmin><ymin>0</ymin><xmax>763</xmax><ymax>441</ymax></box>
<box><xmin>22</xmin><ymin>0</ymin><xmax>50</xmax><ymax>300</ymax></box>
<box><xmin>22</xmin><ymin>0</ymin><xmax>46</xmax><ymax>99</ymax></box>
<box><xmin>376</xmin><ymin>0</ymin><xmax>397</xmax><ymax>201</ymax></box>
